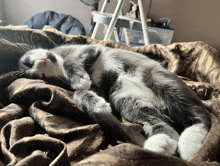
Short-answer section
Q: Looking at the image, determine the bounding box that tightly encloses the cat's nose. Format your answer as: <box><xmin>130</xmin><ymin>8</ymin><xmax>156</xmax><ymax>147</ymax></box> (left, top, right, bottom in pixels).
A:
<box><xmin>38</xmin><ymin>59</ymin><xmax>47</xmax><ymax>66</ymax></box>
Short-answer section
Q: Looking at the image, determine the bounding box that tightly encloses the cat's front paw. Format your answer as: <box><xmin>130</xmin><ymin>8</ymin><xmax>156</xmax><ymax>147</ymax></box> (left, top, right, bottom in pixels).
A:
<box><xmin>143</xmin><ymin>134</ymin><xmax>177</xmax><ymax>156</ymax></box>
<box><xmin>94</xmin><ymin>98</ymin><xmax>112</xmax><ymax>113</ymax></box>
<box><xmin>79</xmin><ymin>74</ymin><xmax>92</xmax><ymax>90</ymax></box>
<box><xmin>71</xmin><ymin>74</ymin><xmax>92</xmax><ymax>90</ymax></box>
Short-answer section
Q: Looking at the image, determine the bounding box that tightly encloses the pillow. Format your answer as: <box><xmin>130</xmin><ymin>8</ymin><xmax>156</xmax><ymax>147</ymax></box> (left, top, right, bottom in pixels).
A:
<box><xmin>24</xmin><ymin>11</ymin><xmax>86</xmax><ymax>35</ymax></box>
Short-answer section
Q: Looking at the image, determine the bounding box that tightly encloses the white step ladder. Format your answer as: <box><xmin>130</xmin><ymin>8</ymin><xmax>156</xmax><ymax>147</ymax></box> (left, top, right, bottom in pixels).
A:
<box><xmin>91</xmin><ymin>0</ymin><xmax>150</xmax><ymax>46</ymax></box>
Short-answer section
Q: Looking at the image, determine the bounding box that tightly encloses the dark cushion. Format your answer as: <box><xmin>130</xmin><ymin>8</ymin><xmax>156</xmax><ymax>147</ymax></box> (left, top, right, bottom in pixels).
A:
<box><xmin>24</xmin><ymin>11</ymin><xmax>86</xmax><ymax>35</ymax></box>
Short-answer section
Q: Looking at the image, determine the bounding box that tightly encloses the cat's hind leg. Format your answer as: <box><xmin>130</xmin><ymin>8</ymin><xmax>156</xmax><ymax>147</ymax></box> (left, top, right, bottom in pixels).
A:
<box><xmin>144</xmin><ymin>134</ymin><xmax>178</xmax><ymax>156</ymax></box>
<box><xmin>111</xmin><ymin>96</ymin><xmax>179</xmax><ymax>156</ymax></box>
<box><xmin>178</xmin><ymin>123</ymin><xmax>209</xmax><ymax>160</ymax></box>
<box><xmin>110</xmin><ymin>74</ymin><xmax>180</xmax><ymax>156</ymax></box>
<box><xmin>143</xmin><ymin>120</ymin><xmax>179</xmax><ymax>156</ymax></box>
<box><xmin>73</xmin><ymin>89</ymin><xmax>146</xmax><ymax>146</ymax></box>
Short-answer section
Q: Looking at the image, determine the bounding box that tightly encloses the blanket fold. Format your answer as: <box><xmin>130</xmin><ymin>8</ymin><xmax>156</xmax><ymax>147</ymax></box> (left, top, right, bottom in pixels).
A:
<box><xmin>0</xmin><ymin>25</ymin><xmax>220</xmax><ymax>165</ymax></box>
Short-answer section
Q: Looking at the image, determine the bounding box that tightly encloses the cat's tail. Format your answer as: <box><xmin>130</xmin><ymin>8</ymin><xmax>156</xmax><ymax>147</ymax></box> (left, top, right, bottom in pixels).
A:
<box><xmin>92</xmin><ymin>110</ymin><xmax>146</xmax><ymax>147</ymax></box>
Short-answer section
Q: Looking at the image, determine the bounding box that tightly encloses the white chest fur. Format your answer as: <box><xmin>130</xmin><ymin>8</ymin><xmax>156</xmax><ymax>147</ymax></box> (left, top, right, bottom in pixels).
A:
<box><xmin>90</xmin><ymin>54</ymin><xmax>123</xmax><ymax>84</ymax></box>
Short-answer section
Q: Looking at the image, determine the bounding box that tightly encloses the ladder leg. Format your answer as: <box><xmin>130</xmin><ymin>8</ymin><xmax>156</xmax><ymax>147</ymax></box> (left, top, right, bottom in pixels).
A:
<box><xmin>91</xmin><ymin>0</ymin><xmax>110</xmax><ymax>39</ymax></box>
<box><xmin>103</xmin><ymin>0</ymin><xmax>125</xmax><ymax>41</ymax></box>
<box><xmin>138</xmin><ymin>0</ymin><xmax>150</xmax><ymax>45</ymax></box>
<box><xmin>91</xmin><ymin>23</ymin><xmax>100</xmax><ymax>39</ymax></box>
<box><xmin>113</xmin><ymin>28</ymin><xmax>120</xmax><ymax>42</ymax></box>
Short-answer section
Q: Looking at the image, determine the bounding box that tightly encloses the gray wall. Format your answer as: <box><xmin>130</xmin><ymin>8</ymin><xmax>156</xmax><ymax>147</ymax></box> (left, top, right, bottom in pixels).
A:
<box><xmin>98</xmin><ymin>0</ymin><xmax>220</xmax><ymax>51</ymax></box>
<box><xmin>2</xmin><ymin>0</ymin><xmax>93</xmax><ymax>35</ymax></box>
<box><xmin>2</xmin><ymin>0</ymin><xmax>220</xmax><ymax>51</ymax></box>
<box><xmin>0</xmin><ymin>0</ymin><xmax>4</xmax><ymax>25</ymax></box>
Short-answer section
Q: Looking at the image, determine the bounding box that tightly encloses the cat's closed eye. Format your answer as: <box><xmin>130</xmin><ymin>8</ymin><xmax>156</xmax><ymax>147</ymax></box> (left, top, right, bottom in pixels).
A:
<box><xmin>23</xmin><ymin>61</ymin><xmax>34</xmax><ymax>68</ymax></box>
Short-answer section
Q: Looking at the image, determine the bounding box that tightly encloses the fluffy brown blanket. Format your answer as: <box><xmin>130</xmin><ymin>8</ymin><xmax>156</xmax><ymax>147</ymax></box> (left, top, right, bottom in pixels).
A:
<box><xmin>0</xmin><ymin>26</ymin><xmax>220</xmax><ymax>166</ymax></box>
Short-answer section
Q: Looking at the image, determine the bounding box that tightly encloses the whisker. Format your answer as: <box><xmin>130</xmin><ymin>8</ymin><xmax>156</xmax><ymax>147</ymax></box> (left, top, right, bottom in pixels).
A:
<box><xmin>14</xmin><ymin>33</ymin><xmax>29</xmax><ymax>53</ymax></box>
<box><xmin>19</xmin><ymin>32</ymin><xmax>30</xmax><ymax>52</ymax></box>
<box><xmin>8</xmin><ymin>64</ymin><xmax>27</xmax><ymax>78</ymax></box>
<box><xmin>30</xmin><ymin>32</ymin><xmax>37</xmax><ymax>49</ymax></box>
<box><xmin>7</xmin><ymin>64</ymin><xmax>25</xmax><ymax>78</ymax></box>
<box><xmin>57</xmin><ymin>75</ymin><xmax>70</xmax><ymax>85</ymax></box>
<box><xmin>16</xmin><ymin>44</ymin><xmax>28</xmax><ymax>53</ymax></box>
<box><xmin>12</xmin><ymin>71</ymin><xmax>25</xmax><ymax>78</ymax></box>
<box><xmin>24</xmin><ymin>31</ymin><xmax>34</xmax><ymax>50</ymax></box>
<box><xmin>0</xmin><ymin>39</ymin><xmax>17</xmax><ymax>54</ymax></box>
<box><xmin>9</xmin><ymin>63</ymin><xmax>19</xmax><ymax>70</ymax></box>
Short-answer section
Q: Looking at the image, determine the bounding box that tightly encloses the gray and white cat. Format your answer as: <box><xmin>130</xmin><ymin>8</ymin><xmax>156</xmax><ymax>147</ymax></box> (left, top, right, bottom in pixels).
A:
<box><xmin>19</xmin><ymin>44</ymin><xmax>211</xmax><ymax>160</ymax></box>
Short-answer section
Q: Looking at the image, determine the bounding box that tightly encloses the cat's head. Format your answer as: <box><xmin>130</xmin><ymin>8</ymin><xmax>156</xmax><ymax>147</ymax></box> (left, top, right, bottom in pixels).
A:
<box><xmin>19</xmin><ymin>48</ymin><xmax>70</xmax><ymax>88</ymax></box>
<box><xmin>19</xmin><ymin>48</ymin><xmax>66</xmax><ymax>78</ymax></box>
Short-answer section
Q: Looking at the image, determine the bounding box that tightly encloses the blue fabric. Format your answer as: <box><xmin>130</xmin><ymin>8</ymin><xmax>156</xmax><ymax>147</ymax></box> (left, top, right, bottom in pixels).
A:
<box><xmin>24</xmin><ymin>11</ymin><xmax>86</xmax><ymax>35</ymax></box>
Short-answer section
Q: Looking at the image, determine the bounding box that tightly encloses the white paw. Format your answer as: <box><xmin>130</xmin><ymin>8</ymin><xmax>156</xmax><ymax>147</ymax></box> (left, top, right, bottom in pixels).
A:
<box><xmin>144</xmin><ymin>134</ymin><xmax>177</xmax><ymax>156</ymax></box>
<box><xmin>71</xmin><ymin>74</ymin><xmax>92</xmax><ymax>90</ymax></box>
<box><xmin>178</xmin><ymin>123</ymin><xmax>208</xmax><ymax>160</ymax></box>
<box><xmin>178</xmin><ymin>141</ymin><xmax>203</xmax><ymax>161</ymax></box>
<box><xmin>94</xmin><ymin>98</ymin><xmax>112</xmax><ymax>114</ymax></box>
<box><xmin>79</xmin><ymin>74</ymin><xmax>92</xmax><ymax>90</ymax></box>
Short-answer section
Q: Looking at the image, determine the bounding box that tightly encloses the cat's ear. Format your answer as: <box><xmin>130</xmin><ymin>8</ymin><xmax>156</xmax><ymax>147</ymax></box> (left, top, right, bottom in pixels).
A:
<box><xmin>130</xmin><ymin>1</ymin><xmax>134</xmax><ymax>6</ymax></box>
<box><xmin>46</xmin><ymin>52</ymin><xmax>57</xmax><ymax>64</ymax></box>
<box><xmin>79</xmin><ymin>46</ymin><xmax>101</xmax><ymax>61</ymax></box>
<box><xmin>79</xmin><ymin>52</ymin><xmax>89</xmax><ymax>61</ymax></box>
